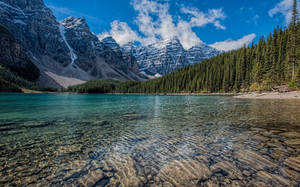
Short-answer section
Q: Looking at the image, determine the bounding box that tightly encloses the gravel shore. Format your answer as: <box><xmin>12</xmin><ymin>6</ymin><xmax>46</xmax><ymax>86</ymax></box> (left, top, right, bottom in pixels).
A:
<box><xmin>234</xmin><ymin>91</ymin><xmax>300</xmax><ymax>99</ymax></box>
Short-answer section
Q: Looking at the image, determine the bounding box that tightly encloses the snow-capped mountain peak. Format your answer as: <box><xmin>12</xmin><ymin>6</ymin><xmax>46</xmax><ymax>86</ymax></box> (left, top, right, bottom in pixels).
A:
<box><xmin>186</xmin><ymin>43</ymin><xmax>220</xmax><ymax>64</ymax></box>
<box><xmin>101</xmin><ymin>36</ymin><xmax>120</xmax><ymax>50</ymax></box>
<box><xmin>117</xmin><ymin>37</ymin><xmax>221</xmax><ymax>77</ymax></box>
<box><xmin>61</xmin><ymin>17</ymin><xmax>88</xmax><ymax>29</ymax></box>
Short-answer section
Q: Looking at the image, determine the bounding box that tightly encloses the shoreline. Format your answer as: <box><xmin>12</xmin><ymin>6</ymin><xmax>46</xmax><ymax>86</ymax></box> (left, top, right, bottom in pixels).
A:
<box><xmin>234</xmin><ymin>91</ymin><xmax>300</xmax><ymax>99</ymax></box>
<box><xmin>2</xmin><ymin>90</ymin><xmax>300</xmax><ymax>99</ymax></box>
<box><xmin>107</xmin><ymin>92</ymin><xmax>235</xmax><ymax>96</ymax></box>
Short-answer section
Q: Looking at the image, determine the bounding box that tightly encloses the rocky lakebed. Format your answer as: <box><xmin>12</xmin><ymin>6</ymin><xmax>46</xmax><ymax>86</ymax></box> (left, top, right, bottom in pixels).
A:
<box><xmin>0</xmin><ymin>94</ymin><xmax>300</xmax><ymax>186</ymax></box>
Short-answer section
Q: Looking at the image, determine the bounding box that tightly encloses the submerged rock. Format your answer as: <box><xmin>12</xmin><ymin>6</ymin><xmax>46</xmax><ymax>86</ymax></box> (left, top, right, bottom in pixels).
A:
<box><xmin>284</xmin><ymin>139</ymin><xmax>300</xmax><ymax>148</ymax></box>
<box><xmin>250</xmin><ymin>171</ymin><xmax>292</xmax><ymax>186</ymax></box>
<box><xmin>122</xmin><ymin>113</ymin><xmax>145</xmax><ymax>121</ymax></box>
<box><xmin>103</xmin><ymin>154</ymin><xmax>144</xmax><ymax>186</ymax></box>
<box><xmin>284</xmin><ymin>156</ymin><xmax>300</xmax><ymax>172</ymax></box>
<box><xmin>280</xmin><ymin>132</ymin><xmax>300</xmax><ymax>138</ymax></box>
<box><xmin>155</xmin><ymin>159</ymin><xmax>211</xmax><ymax>186</ymax></box>
<box><xmin>235</xmin><ymin>149</ymin><xmax>276</xmax><ymax>171</ymax></box>
<box><xmin>78</xmin><ymin>170</ymin><xmax>103</xmax><ymax>187</ymax></box>
<box><xmin>281</xmin><ymin>168</ymin><xmax>300</xmax><ymax>181</ymax></box>
<box><xmin>210</xmin><ymin>161</ymin><xmax>243</xmax><ymax>180</ymax></box>
<box><xmin>56</xmin><ymin>144</ymin><xmax>82</xmax><ymax>155</ymax></box>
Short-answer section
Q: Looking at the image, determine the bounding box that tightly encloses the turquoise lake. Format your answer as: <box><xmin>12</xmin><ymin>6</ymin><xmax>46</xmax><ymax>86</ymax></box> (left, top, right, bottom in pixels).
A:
<box><xmin>0</xmin><ymin>93</ymin><xmax>300</xmax><ymax>186</ymax></box>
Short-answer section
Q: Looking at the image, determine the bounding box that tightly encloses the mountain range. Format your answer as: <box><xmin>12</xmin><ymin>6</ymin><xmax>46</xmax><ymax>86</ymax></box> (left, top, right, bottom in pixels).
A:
<box><xmin>102</xmin><ymin>36</ymin><xmax>220</xmax><ymax>78</ymax></box>
<box><xmin>0</xmin><ymin>0</ymin><xmax>220</xmax><ymax>88</ymax></box>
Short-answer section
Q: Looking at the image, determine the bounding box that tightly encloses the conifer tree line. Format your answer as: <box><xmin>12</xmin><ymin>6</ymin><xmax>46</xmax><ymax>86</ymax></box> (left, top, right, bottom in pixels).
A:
<box><xmin>69</xmin><ymin>0</ymin><xmax>300</xmax><ymax>94</ymax></box>
<box><xmin>0</xmin><ymin>65</ymin><xmax>57</xmax><ymax>92</ymax></box>
<box><xmin>121</xmin><ymin>0</ymin><xmax>300</xmax><ymax>93</ymax></box>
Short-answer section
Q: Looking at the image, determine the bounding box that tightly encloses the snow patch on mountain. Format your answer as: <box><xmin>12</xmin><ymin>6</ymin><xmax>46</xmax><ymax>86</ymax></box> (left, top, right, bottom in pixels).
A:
<box><xmin>13</xmin><ymin>19</ymin><xmax>26</xmax><ymax>25</ymax></box>
<box><xmin>118</xmin><ymin>37</ymin><xmax>221</xmax><ymax>76</ymax></box>
<box><xmin>101</xmin><ymin>36</ymin><xmax>120</xmax><ymax>50</ymax></box>
<box><xmin>0</xmin><ymin>1</ymin><xmax>26</xmax><ymax>16</ymax></box>
<box><xmin>155</xmin><ymin>73</ymin><xmax>162</xmax><ymax>78</ymax></box>
<box><xmin>59</xmin><ymin>24</ymin><xmax>77</xmax><ymax>65</ymax></box>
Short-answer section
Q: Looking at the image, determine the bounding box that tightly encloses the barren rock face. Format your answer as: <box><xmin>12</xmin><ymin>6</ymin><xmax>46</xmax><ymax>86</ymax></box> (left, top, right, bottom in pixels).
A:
<box><xmin>0</xmin><ymin>0</ymin><xmax>146</xmax><ymax>88</ymax></box>
<box><xmin>0</xmin><ymin>25</ymin><xmax>39</xmax><ymax>81</ymax></box>
<box><xmin>1</xmin><ymin>0</ymin><xmax>45</xmax><ymax>10</ymax></box>
<box><xmin>0</xmin><ymin>0</ymin><xmax>71</xmax><ymax>66</ymax></box>
<box><xmin>61</xmin><ymin>17</ymin><xmax>143</xmax><ymax>80</ymax></box>
<box><xmin>101</xmin><ymin>36</ymin><xmax>140</xmax><ymax>73</ymax></box>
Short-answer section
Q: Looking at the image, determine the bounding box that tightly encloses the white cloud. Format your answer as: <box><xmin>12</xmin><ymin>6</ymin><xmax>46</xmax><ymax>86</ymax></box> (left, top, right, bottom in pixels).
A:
<box><xmin>209</xmin><ymin>33</ymin><xmax>256</xmax><ymax>51</ymax></box>
<box><xmin>98</xmin><ymin>21</ymin><xmax>140</xmax><ymax>46</ymax></box>
<box><xmin>176</xmin><ymin>20</ymin><xmax>202</xmax><ymax>49</ymax></box>
<box><xmin>268</xmin><ymin>0</ymin><xmax>299</xmax><ymax>24</ymax></box>
<box><xmin>182</xmin><ymin>7</ymin><xmax>226</xmax><ymax>30</ymax></box>
<box><xmin>100</xmin><ymin>0</ymin><xmax>227</xmax><ymax>49</ymax></box>
<box><xmin>133</xmin><ymin>0</ymin><xmax>161</xmax><ymax>44</ymax></box>
<box><xmin>214</xmin><ymin>20</ymin><xmax>226</xmax><ymax>30</ymax></box>
<box><xmin>97</xmin><ymin>32</ymin><xmax>110</xmax><ymax>41</ymax></box>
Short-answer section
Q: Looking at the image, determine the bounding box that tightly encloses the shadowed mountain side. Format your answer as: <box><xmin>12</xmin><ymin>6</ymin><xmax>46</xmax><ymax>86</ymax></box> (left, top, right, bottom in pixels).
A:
<box><xmin>0</xmin><ymin>24</ymin><xmax>39</xmax><ymax>82</ymax></box>
<box><xmin>0</xmin><ymin>0</ymin><xmax>146</xmax><ymax>88</ymax></box>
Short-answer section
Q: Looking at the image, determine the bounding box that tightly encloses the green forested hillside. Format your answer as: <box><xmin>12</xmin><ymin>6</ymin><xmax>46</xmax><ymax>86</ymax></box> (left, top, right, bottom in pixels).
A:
<box><xmin>123</xmin><ymin>3</ymin><xmax>300</xmax><ymax>93</ymax></box>
<box><xmin>126</xmin><ymin>28</ymin><xmax>299</xmax><ymax>93</ymax></box>
<box><xmin>68</xmin><ymin>79</ymin><xmax>122</xmax><ymax>93</ymax></box>
<box><xmin>0</xmin><ymin>65</ymin><xmax>57</xmax><ymax>92</ymax></box>
<box><xmin>0</xmin><ymin>24</ymin><xmax>44</xmax><ymax>92</ymax></box>
<box><xmin>0</xmin><ymin>78</ymin><xmax>21</xmax><ymax>92</ymax></box>
<box><xmin>66</xmin><ymin>79</ymin><xmax>138</xmax><ymax>93</ymax></box>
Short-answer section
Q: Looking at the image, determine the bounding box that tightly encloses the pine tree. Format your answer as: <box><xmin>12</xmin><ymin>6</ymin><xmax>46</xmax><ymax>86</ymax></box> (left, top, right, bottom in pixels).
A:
<box><xmin>253</xmin><ymin>37</ymin><xmax>265</xmax><ymax>83</ymax></box>
<box><xmin>289</xmin><ymin>0</ymin><xmax>298</xmax><ymax>80</ymax></box>
<box><xmin>270</xmin><ymin>28</ymin><xmax>279</xmax><ymax>83</ymax></box>
<box><xmin>296</xmin><ymin>13</ymin><xmax>300</xmax><ymax>87</ymax></box>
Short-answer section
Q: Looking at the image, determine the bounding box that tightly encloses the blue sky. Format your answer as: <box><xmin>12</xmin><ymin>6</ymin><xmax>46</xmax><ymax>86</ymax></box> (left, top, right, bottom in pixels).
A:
<box><xmin>45</xmin><ymin>0</ymin><xmax>298</xmax><ymax>51</ymax></box>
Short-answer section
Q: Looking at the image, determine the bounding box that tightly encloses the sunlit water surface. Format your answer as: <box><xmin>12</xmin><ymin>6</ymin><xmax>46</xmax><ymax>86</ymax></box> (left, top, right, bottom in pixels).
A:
<box><xmin>0</xmin><ymin>93</ymin><xmax>300</xmax><ymax>186</ymax></box>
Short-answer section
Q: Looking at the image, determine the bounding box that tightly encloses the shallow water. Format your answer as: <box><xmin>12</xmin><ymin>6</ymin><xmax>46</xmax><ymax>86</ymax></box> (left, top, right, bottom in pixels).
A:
<box><xmin>0</xmin><ymin>93</ymin><xmax>300</xmax><ymax>186</ymax></box>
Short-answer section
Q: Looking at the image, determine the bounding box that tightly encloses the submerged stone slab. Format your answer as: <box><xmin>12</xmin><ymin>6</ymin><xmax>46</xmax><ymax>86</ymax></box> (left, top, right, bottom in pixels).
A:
<box><xmin>284</xmin><ymin>156</ymin><xmax>300</xmax><ymax>172</ymax></box>
<box><xmin>281</xmin><ymin>167</ymin><xmax>300</xmax><ymax>181</ymax></box>
<box><xmin>78</xmin><ymin>170</ymin><xmax>103</xmax><ymax>187</ymax></box>
<box><xmin>104</xmin><ymin>154</ymin><xmax>144</xmax><ymax>187</ymax></box>
<box><xmin>210</xmin><ymin>161</ymin><xmax>243</xmax><ymax>180</ymax></box>
<box><xmin>156</xmin><ymin>159</ymin><xmax>211</xmax><ymax>186</ymax></box>
<box><xmin>251</xmin><ymin>171</ymin><xmax>292</xmax><ymax>186</ymax></box>
<box><xmin>280</xmin><ymin>132</ymin><xmax>300</xmax><ymax>138</ymax></box>
<box><xmin>284</xmin><ymin>139</ymin><xmax>300</xmax><ymax>148</ymax></box>
<box><xmin>235</xmin><ymin>149</ymin><xmax>277</xmax><ymax>171</ymax></box>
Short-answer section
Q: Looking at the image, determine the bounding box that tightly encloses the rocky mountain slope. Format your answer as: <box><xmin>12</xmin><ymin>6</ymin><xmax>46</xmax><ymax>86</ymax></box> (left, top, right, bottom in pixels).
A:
<box><xmin>0</xmin><ymin>0</ymin><xmax>145</xmax><ymax>88</ymax></box>
<box><xmin>0</xmin><ymin>24</ymin><xmax>39</xmax><ymax>82</ymax></box>
<box><xmin>120</xmin><ymin>38</ymin><xmax>221</xmax><ymax>77</ymax></box>
<box><xmin>60</xmin><ymin>17</ymin><xmax>144</xmax><ymax>81</ymax></box>
<box><xmin>186</xmin><ymin>43</ymin><xmax>220</xmax><ymax>64</ymax></box>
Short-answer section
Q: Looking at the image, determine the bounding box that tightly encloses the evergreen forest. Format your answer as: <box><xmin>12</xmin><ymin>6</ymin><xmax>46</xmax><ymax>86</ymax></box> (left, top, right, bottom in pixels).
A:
<box><xmin>68</xmin><ymin>0</ymin><xmax>300</xmax><ymax>94</ymax></box>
